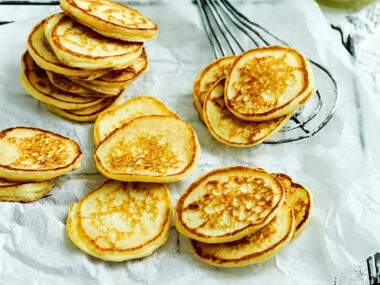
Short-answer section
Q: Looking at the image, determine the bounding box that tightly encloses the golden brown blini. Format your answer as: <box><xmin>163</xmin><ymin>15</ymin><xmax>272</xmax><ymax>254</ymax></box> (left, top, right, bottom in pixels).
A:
<box><xmin>67</xmin><ymin>179</ymin><xmax>172</xmax><ymax>261</ymax></box>
<box><xmin>94</xmin><ymin>115</ymin><xmax>200</xmax><ymax>183</ymax></box>
<box><xmin>225</xmin><ymin>46</ymin><xmax>316</xmax><ymax>121</ymax></box>
<box><xmin>60</xmin><ymin>0</ymin><xmax>158</xmax><ymax>42</ymax></box>
<box><xmin>175</xmin><ymin>166</ymin><xmax>285</xmax><ymax>243</ymax></box>
<box><xmin>0</xmin><ymin>127</ymin><xmax>82</xmax><ymax>181</ymax></box>
<box><xmin>27</xmin><ymin>19</ymin><xmax>108</xmax><ymax>80</ymax></box>
<box><xmin>44</xmin><ymin>13</ymin><xmax>143</xmax><ymax>69</ymax></box>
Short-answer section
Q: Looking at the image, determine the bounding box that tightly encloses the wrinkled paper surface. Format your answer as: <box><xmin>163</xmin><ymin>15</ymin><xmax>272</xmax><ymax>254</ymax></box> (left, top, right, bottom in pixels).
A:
<box><xmin>0</xmin><ymin>0</ymin><xmax>379</xmax><ymax>284</ymax></box>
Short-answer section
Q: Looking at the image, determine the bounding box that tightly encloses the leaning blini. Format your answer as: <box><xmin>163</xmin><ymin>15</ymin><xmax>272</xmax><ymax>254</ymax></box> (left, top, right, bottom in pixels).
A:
<box><xmin>93</xmin><ymin>96</ymin><xmax>179</xmax><ymax>146</ymax></box>
<box><xmin>94</xmin><ymin>115</ymin><xmax>200</xmax><ymax>183</ymax></box>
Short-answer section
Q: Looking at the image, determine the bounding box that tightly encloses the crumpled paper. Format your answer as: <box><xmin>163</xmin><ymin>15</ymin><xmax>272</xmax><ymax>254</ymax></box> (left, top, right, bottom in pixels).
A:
<box><xmin>0</xmin><ymin>0</ymin><xmax>379</xmax><ymax>284</ymax></box>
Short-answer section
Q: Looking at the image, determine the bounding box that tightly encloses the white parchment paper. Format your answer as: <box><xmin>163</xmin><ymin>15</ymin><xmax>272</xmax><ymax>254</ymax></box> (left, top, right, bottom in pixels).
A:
<box><xmin>0</xmin><ymin>0</ymin><xmax>379</xmax><ymax>284</ymax></box>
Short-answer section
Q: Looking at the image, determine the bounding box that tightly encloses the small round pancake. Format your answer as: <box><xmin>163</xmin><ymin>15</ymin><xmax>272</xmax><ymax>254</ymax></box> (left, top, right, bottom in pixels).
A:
<box><xmin>44</xmin><ymin>13</ymin><xmax>143</xmax><ymax>69</ymax></box>
<box><xmin>60</xmin><ymin>0</ymin><xmax>158</xmax><ymax>42</ymax></box>
<box><xmin>46</xmin><ymin>71</ymin><xmax>112</xmax><ymax>97</ymax></box>
<box><xmin>0</xmin><ymin>178</ymin><xmax>56</xmax><ymax>203</ymax></box>
<box><xmin>27</xmin><ymin>19</ymin><xmax>108</xmax><ymax>80</ymax></box>
<box><xmin>0</xmin><ymin>127</ymin><xmax>82</xmax><ymax>181</ymax></box>
<box><xmin>273</xmin><ymin>173</ymin><xmax>313</xmax><ymax>239</ymax></box>
<box><xmin>21</xmin><ymin>52</ymin><xmax>105</xmax><ymax>110</ymax></box>
<box><xmin>94</xmin><ymin>115</ymin><xmax>200</xmax><ymax>183</ymax></box>
<box><xmin>193</xmin><ymin>56</ymin><xmax>237</xmax><ymax>121</ymax></box>
<box><xmin>175</xmin><ymin>166</ymin><xmax>285</xmax><ymax>244</ymax></box>
<box><xmin>94</xmin><ymin>96</ymin><xmax>179</xmax><ymax>146</ymax></box>
<box><xmin>225</xmin><ymin>46</ymin><xmax>316</xmax><ymax>121</ymax></box>
<box><xmin>189</xmin><ymin>202</ymin><xmax>295</xmax><ymax>267</ymax></box>
<box><xmin>204</xmin><ymin>79</ymin><xmax>291</xmax><ymax>147</ymax></box>
<box><xmin>67</xmin><ymin>179</ymin><xmax>172</xmax><ymax>262</ymax></box>
<box><xmin>71</xmin><ymin>48</ymin><xmax>148</xmax><ymax>90</ymax></box>
<box><xmin>45</xmin><ymin>89</ymin><xmax>124</xmax><ymax>122</ymax></box>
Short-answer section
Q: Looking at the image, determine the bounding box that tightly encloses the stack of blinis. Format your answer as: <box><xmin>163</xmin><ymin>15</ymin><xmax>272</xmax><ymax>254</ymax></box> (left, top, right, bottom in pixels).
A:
<box><xmin>193</xmin><ymin>46</ymin><xmax>316</xmax><ymax>147</ymax></box>
<box><xmin>175</xmin><ymin>166</ymin><xmax>313</xmax><ymax>267</ymax></box>
<box><xmin>21</xmin><ymin>0</ymin><xmax>157</xmax><ymax>122</ymax></box>
<box><xmin>0</xmin><ymin>127</ymin><xmax>82</xmax><ymax>202</ymax></box>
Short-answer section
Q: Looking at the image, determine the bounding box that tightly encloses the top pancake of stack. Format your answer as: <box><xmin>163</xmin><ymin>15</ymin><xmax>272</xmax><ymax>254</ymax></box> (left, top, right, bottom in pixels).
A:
<box><xmin>60</xmin><ymin>0</ymin><xmax>158</xmax><ymax>42</ymax></box>
<box><xmin>24</xmin><ymin>0</ymin><xmax>158</xmax><ymax>121</ymax></box>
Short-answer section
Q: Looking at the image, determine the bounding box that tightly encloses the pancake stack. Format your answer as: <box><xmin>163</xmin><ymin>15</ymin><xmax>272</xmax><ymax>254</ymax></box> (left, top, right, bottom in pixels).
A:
<box><xmin>67</xmin><ymin>96</ymin><xmax>200</xmax><ymax>261</ymax></box>
<box><xmin>193</xmin><ymin>46</ymin><xmax>316</xmax><ymax>147</ymax></box>
<box><xmin>0</xmin><ymin>127</ymin><xmax>82</xmax><ymax>202</ymax></box>
<box><xmin>22</xmin><ymin>0</ymin><xmax>158</xmax><ymax>122</ymax></box>
<box><xmin>175</xmin><ymin>166</ymin><xmax>313</xmax><ymax>267</ymax></box>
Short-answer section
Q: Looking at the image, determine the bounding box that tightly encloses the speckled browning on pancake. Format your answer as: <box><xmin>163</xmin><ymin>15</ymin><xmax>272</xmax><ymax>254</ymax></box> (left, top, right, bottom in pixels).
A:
<box><xmin>189</xmin><ymin>202</ymin><xmax>295</xmax><ymax>267</ymax></box>
<box><xmin>78</xmin><ymin>181</ymin><xmax>170</xmax><ymax>250</ymax></box>
<box><xmin>0</xmin><ymin>128</ymin><xmax>80</xmax><ymax>170</ymax></box>
<box><xmin>225</xmin><ymin>46</ymin><xmax>315</xmax><ymax>121</ymax></box>
<box><xmin>193</xmin><ymin>56</ymin><xmax>237</xmax><ymax>121</ymax></box>
<box><xmin>67</xmin><ymin>179</ymin><xmax>172</xmax><ymax>261</ymax></box>
<box><xmin>231</xmin><ymin>54</ymin><xmax>301</xmax><ymax>113</ymax></box>
<box><xmin>0</xmin><ymin>127</ymin><xmax>82</xmax><ymax>181</ymax></box>
<box><xmin>109</xmin><ymin>133</ymin><xmax>184</xmax><ymax>174</ymax></box>
<box><xmin>204</xmin><ymin>79</ymin><xmax>291</xmax><ymax>147</ymax></box>
<box><xmin>273</xmin><ymin>173</ymin><xmax>312</xmax><ymax>239</ymax></box>
<box><xmin>27</xmin><ymin>19</ymin><xmax>108</xmax><ymax>79</ymax></box>
<box><xmin>44</xmin><ymin>13</ymin><xmax>143</xmax><ymax>69</ymax></box>
<box><xmin>94</xmin><ymin>115</ymin><xmax>200</xmax><ymax>182</ymax></box>
<box><xmin>6</xmin><ymin>134</ymin><xmax>69</xmax><ymax>170</ymax></box>
<box><xmin>61</xmin><ymin>0</ymin><xmax>158</xmax><ymax>42</ymax></box>
<box><xmin>175</xmin><ymin>166</ymin><xmax>285</xmax><ymax>243</ymax></box>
